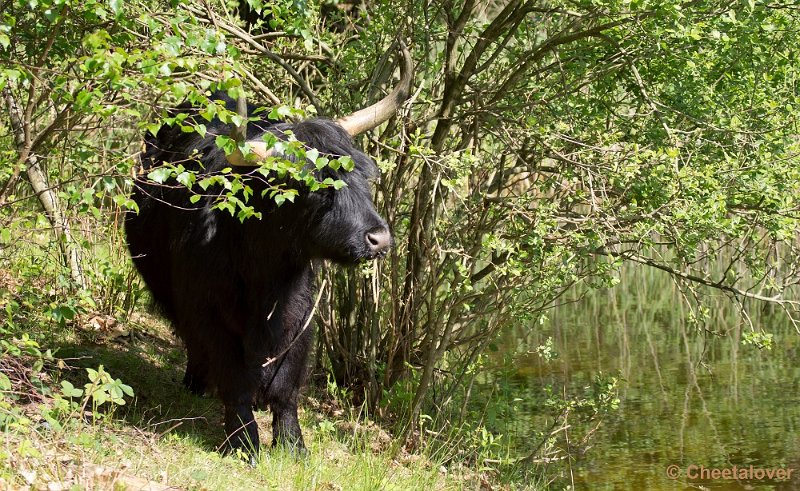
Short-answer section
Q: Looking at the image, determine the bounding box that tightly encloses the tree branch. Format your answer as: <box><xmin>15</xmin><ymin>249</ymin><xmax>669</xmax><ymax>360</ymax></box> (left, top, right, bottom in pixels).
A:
<box><xmin>184</xmin><ymin>3</ymin><xmax>323</xmax><ymax>113</ymax></box>
<box><xmin>4</xmin><ymin>88</ymin><xmax>85</xmax><ymax>289</ymax></box>
<box><xmin>599</xmin><ymin>249</ymin><xmax>799</xmax><ymax>307</ymax></box>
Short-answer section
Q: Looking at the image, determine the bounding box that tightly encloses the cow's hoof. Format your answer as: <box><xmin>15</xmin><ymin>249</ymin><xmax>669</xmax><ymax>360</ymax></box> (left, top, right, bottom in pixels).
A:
<box><xmin>273</xmin><ymin>440</ymin><xmax>308</xmax><ymax>460</ymax></box>
<box><xmin>289</xmin><ymin>445</ymin><xmax>308</xmax><ymax>461</ymax></box>
<box><xmin>221</xmin><ymin>445</ymin><xmax>259</xmax><ymax>467</ymax></box>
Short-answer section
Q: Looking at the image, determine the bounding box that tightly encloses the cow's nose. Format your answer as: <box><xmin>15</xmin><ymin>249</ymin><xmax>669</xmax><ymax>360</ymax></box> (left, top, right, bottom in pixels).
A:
<box><xmin>365</xmin><ymin>228</ymin><xmax>391</xmax><ymax>256</ymax></box>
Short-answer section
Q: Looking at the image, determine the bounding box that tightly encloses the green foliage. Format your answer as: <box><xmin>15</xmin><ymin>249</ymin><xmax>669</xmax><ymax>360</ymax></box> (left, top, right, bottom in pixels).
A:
<box><xmin>143</xmin><ymin>101</ymin><xmax>352</xmax><ymax>222</ymax></box>
<box><xmin>544</xmin><ymin>373</ymin><xmax>621</xmax><ymax>419</ymax></box>
<box><xmin>0</xmin><ymin>335</ymin><xmax>51</xmax><ymax>431</ymax></box>
<box><xmin>315</xmin><ymin>1</ymin><xmax>799</xmax><ymax>473</ymax></box>
<box><xmin>741</xmin><ymin>330</ymin><xmax>774</xmax><ymax>349</ymax></box>
<box><xmin>0</xmin><ymin>332</ymin><xmax>46</xmax><ymax>360</ymax></box>
<box><xmin>533</xmin><ymin>337</ymin><xmax>557</xmax><ymax>362</ymax></box>
<box><xmin>78</xmin><ymin>365</ymin><xmax>134</xmax><ymax>409</ymax></box>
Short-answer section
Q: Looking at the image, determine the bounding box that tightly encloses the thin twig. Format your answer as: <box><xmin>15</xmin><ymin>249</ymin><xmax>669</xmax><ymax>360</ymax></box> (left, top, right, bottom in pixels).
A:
<box><xmin>262</xmin><ymin>278</ymin><xmax>328</xmax><ymax>367</ymax></box>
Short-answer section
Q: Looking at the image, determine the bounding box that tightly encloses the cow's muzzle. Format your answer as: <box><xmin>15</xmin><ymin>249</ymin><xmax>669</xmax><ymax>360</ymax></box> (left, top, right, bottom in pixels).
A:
<box><xmin>365</xmin><ymin>227</ymin><xmax>391</xmax><ymax>258</ymax></box>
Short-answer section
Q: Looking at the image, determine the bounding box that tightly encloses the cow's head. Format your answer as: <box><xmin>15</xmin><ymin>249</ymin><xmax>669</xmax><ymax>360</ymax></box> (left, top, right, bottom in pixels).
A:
<box><xmin>231</xmin><ymin>45</ymin><xmax>411</xmax><ymax>264</ymax></box>
<box><xmin>248</xmin><ymin>118</ymin><xmax>389</xmax><ymax>264</ymax></box>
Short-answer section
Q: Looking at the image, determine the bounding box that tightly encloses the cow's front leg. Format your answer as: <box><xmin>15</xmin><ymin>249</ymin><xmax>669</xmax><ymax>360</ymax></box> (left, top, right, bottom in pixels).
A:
<box><xmin>271</xmin><ymin>398</ymin><xmax>305</xmax><ymax>455</ymax></box>
<box><xmin>182</xmin><ymin>346</ymin><xmax>209</xmax><ymax>396</ymax></box>
<box><xmin>223</xmin><ymin>402</ymin><xmax>260</xmax><ymax>463</ymax></box>
<box><xmin>216</xmin><ymin>341</ymin><xmax>262</xmax><ymax>462</ymax></box>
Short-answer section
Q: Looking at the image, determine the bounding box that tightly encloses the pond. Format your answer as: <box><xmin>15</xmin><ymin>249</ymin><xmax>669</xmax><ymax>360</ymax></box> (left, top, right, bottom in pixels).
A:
<box><xmin>495</xmin><ymin>266</ymin><xmax>800</xmax><ymax>490</ymax></box>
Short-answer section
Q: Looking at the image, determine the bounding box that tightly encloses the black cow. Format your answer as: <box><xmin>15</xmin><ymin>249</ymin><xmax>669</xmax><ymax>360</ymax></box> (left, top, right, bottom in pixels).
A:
<box><xmin>125</xmin><ymin>48</ymin><xmax>411</xmax><ymax>458</ymax></box>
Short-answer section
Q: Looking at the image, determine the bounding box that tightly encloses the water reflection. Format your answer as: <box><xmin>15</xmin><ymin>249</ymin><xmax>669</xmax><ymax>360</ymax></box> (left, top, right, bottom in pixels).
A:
<box><xmin>495</xmin><ymin>268</ymin><xmax>800</xmax><ymax>490</ymax></box>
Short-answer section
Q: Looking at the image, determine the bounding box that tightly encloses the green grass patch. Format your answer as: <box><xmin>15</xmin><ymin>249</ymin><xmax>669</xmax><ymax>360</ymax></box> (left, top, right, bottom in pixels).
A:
<box><xmin>0</xmin><ymin>313</ymin><xmax>482</xmax><ymax>491</ymax></box>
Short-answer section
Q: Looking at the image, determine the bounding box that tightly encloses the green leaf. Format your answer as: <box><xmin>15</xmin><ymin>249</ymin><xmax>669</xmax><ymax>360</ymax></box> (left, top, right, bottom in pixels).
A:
<box><xmin>315</xmin><ymin>156</ymin><xmax>329</xmax><ymax>170</ymax></box>
<box><xmin>51</xmin><ymin>305</ymin><xmax>76</xmax><ymax>322</ymax></box>
<box><xmin>92</xmin><ymin>390</ymin><xmax>108</xmax><ymax>406</ymax></box>
<box><xmin>269</xmin><ymin>106</ymin><xmax>293</xmax><ymax>120</ymax></box>
<box><xmin>147</xmin><ymin>167</ymin><xmax>172</xmax><ymax>184</ymax></box>
<box><xmin>109</xmin><ymin>0</ymin><xmax>123</xmax><ymax>14</ymax></box>
<box><xmin>60</xmin><ymin>380</ymin><xmax>83</xmax><ymax>398</ymax></box>
<box><xmin>215</xmin><ymin>135</ymin><xmax>236</xmax><ymax>155</ymax></box>
<box><xmin>198</xmin><ymin>177</ymin><xmax>214</xmax><ymax>191</ymax></box>
<box><xmin>120</xmin><ymin>383</ymin><xmax>134</xmax><ymax>398</ymax></box>
<box><xmin>112</xmin><ymin>195</ymin><xmax>139</xmax><ymax>213</ymax></box>
<box><xmin>75</xmin><ymin>90</ymin><xmax>93</xmax><ymax>108</ymax></box>
<box><xmin>338</xmin><ymin>156</ymin><xmax>354</xmax><ymax>172</ymax></box>
<box><xmin>176</xmin><ymin>171</ymin><xmax>194</xmax><ymax>188</ymax></box>
<box><xmin>0</xmin><ymin>373</ymin><xmax>11</xmax><ymax>391</ymax></box>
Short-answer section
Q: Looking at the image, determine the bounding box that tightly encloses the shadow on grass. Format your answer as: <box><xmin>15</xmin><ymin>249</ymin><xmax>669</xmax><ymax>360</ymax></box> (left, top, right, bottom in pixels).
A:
<box><xmin>54</xmin><ymin>331</ymin><xmax>225</xmax><ymax>453</ymax></box>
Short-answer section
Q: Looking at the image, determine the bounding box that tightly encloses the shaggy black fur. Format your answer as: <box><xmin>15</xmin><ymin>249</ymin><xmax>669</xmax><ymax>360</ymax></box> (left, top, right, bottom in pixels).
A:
<box><xmin>125</xmin><ymin>93</ymin><xmax>391</xmax><ymax>457</ymax></box>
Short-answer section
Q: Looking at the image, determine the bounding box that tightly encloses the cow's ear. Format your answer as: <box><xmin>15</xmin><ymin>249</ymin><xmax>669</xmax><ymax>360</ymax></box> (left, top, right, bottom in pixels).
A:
<box><xmin>349</xmin><ymin>151</ymin><xmax>379</xmax><ymax>180</ymax></box>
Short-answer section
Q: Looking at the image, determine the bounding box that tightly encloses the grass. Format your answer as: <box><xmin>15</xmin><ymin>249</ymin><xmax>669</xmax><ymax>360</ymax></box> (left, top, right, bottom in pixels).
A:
<box><xmin>2</xmin><ymin>417</ymin><xmax>449</xmax><ymax>490</ymax></box>
<box><xmin>0</xmin><ymin>311</ymin><xmax>476</xmax><ymax>491</ymax></box>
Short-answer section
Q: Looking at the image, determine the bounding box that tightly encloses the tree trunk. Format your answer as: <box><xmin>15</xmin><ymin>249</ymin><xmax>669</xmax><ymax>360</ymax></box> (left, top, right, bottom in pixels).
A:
<box><xmin>3</xmin><ymin>88</ymin><xmax>86</xmax><ymax>289</ymax></box>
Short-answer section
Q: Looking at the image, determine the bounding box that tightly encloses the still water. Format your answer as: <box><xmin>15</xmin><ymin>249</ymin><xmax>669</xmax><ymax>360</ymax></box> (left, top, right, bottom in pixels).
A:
<box><xmin>496</xmin><ymin>267</ymin><xmax>800</xmax><ymax>490</ymax></box>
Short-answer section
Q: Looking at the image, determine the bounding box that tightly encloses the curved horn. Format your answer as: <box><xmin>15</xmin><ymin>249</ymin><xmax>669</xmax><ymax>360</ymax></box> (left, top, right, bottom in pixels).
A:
<box><xmin>336</xmin><ymin>43</ymin><xmax>414</xmax><ymax>137</ymax></box>
<box><xmin>226</xmin><ymin>43</ymin><xmax>413</xmax><ymax>166</ymax></box>
<box><xmin>226</xmin><ymin>90</ymin><xmax>275</xmax><ymax>167</ymax></box>
<box><xmin>225</xmin><ymin>140</ymin><xmax>274</xmax><ymax>167</ymax></box>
